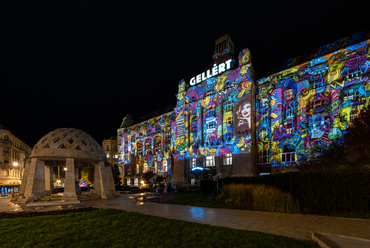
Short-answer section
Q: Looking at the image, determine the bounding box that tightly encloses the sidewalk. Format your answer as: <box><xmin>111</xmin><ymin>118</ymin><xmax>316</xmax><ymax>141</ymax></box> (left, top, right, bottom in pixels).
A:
<box><xmin>1</xmin><ymin>194</ymin><xmax>370</xmax><ymax>243</ymax></box>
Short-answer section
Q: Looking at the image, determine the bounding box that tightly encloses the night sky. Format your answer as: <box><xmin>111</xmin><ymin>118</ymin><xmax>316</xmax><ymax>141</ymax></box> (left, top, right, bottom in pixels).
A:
<box><xmin>1</xmin><ymin>1</ymin><xmax>368</xmax><ymax>147</ymax></box>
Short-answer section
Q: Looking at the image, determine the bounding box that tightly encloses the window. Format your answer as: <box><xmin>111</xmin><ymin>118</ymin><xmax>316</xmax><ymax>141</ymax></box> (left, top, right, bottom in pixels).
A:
<box><xmin>223</xmin><ymin>154</ymin><xmax>232</xmax><ymax>165</ymax></box>
<box><xmin>206</xmin><ymin>106</ymin><xmax>215</xmax><ymax>117</ymax></box>
<box><xmin>311</xmin><ymin>98</ymin><xmax>328</xmax><ymax>109</ymax></box>
<box><xmin>206</xmin><ymin>156</ymin><xmax>215</xmax><ymax>167</ymax></box>
<box><xmin>260</xmin><ymin>98</ymin><xmax>269</xmax><ymax>108</ymax></box>
<box><xmin>259</xmin><ymin>149</ymin><xmax>270</xmax><ymax>164</ymax></box>
<box><xmin>143</xmin><ymin>163</ymin><xmax>148</xmax><ymax>173</ymax></box>
<box><xmin>285</xmin><ymin>123</ymin><xmax>293</xmax><ymax>134</ymax></box>
<box><xmin>343</xmin><ymin>89</ymin><xmax>359</xmax><ymax>102</ymax></box>
<box><xmin>127</xmin><ymin>178</ymin><xmax>131</xmax><ymax>186</ymax></box>
<box><xmin>134</xmin><ymin>178</ymin><xmax>138</xmax><ymax>187</ymax></box>
<box><xmin>106</xmin><ymin>154</ymin><xmax>110</xmax><ymax>158</ymax></box>
<box><xmin>286</xmin><ymin>108</ymin><xmax>294</xmax><ymax>119</ymax></box>
<box><xmin>136</xmin><ymin>164</ymin><xmax>139</xmax><ymax>174</ymax></box>
<box><xmin>225</xmin><ymin>132</ymin><xmax>233</xmax><ymax>141</ymax></box>
<box><xmin>106</xmin><ymin>145</ymin><xmax>109</xmax><ymax>151</ymax></box>
<box><xmin>163</xmin><ymin>160</ymin><xmax>168</xmax><ymax>172</ymax></box>
<box><xmin>190</xmin><ymin>178</ymin><xmax>195</xmax><ymax>185</ymax></box>
<box><xmin>224</xmin><ymin>103</ymin><xmax>233</xmax><ymax>125</ymax></box>
<box><xmin>345</xmin><ymin>70</ymin><xmax>362</xmax><ymax>80</ymax></box>
<box><xmin>285</xmin><ymin>89</ymin><xmax>293</xmax><ymax>100</ymax></box>
<box><xmin>260</xmin><ymin>129</ymin><xmax>268</xmax><ymax>139</ymax></box>
<box><xmin>190</xmin><ymin>158</ymin><xmax>196</xmax><ymax>168</ymax></box>
<box><xmin>226</xmin><ymin>116</ymin><xmax>232</xmax><ymax>125</ymax></box>
<box><xmin>114</xmin><ymin>154</ymin><xmax>118</xmax><ymax>158</ymax></box>
<box><xmin>207</xmin><ymin>121</ymin><xmax>216</xmax><ymax>129</ymax></box>
<box><xmin>190</xmin><ymin>115</ymin><xmax>198</xmax><ymax>131</ymax></box>
<box><xmin>224</xmin><ymin>102</ymin><xmax>233</xmax><ymax>112</ymax></box>
<box><xmin>282</xmin><ymin>152</ymin><xmax>296</xmax><ymax>163</ymax></box>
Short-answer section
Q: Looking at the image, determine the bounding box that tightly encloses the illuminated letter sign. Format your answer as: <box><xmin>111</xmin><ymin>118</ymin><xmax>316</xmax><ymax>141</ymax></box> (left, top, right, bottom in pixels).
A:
<box><xmin>189</xmin><ymin>59</ymin><xmax>233</xmax><ymax>86</ymax></box>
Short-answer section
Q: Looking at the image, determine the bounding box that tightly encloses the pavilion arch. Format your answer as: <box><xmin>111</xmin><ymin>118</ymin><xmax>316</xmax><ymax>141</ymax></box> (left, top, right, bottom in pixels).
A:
<box><xmin>12</xmin><ymin>128</ymin><xmax>116</xmax><ymax>206</ymax></box>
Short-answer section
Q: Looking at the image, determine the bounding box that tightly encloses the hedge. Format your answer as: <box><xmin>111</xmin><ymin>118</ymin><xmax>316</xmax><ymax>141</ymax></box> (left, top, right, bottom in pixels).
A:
<box><xmin>201</xmin><ymin>169</ymin><xmax>370</xmax><ymax>217</ymax></box>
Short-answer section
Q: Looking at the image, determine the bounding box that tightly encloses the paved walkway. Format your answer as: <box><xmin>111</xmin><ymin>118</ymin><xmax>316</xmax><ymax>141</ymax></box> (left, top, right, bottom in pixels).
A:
<box><xmin>1</xmin><ymin>194</ymin><xmax>370</xmax><ymax>242</ymax></box>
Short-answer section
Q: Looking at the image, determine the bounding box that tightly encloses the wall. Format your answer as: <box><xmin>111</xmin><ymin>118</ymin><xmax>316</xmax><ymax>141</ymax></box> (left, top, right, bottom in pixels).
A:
<box><xmin>255</xmin><ymin>32</ymin><xmax>370</xmax><ymax>171</ymax></box>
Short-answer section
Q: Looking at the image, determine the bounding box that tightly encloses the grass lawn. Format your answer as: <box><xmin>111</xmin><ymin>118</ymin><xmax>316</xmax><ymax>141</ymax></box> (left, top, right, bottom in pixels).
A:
<box><xmin>0</xmin><ymin>208</ymin><xmax>319</xmax><ymax>248</ymax></box>
<box><xmin>158</xmin><ymin>192</ymin><xmax>251</xmax><ymax>210</ymax></box>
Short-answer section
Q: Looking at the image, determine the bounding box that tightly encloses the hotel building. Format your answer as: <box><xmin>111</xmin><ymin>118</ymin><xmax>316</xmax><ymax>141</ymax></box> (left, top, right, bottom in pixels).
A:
<box><xmin>118</xmin><ymin>31</ymin><xmax>370</xmax><ymax>186</ymax></box>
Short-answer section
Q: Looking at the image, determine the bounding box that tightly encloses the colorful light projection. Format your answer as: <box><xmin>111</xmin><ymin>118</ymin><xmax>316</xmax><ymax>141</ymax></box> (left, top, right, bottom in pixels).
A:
<box><xmin>174</xmin><ymin>48</ymin><xmax>256</xmax><ymax>161</ymax></box>
<box><xmin>118</xmin><ymin>112</ymin><xmax>174</xmax><ymax>176</ymax></box>
<box><xmin>255</xmin><ymin>36</ymin><xmax>370</xmax><ymax>167</ymax></box>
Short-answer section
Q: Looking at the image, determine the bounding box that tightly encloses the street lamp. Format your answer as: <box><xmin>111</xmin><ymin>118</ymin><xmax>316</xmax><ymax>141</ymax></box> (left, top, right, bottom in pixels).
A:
<box><xmin>12</xmin><ymin>161</ymin><xmax>22</xmax><ymax>184</ymax></box>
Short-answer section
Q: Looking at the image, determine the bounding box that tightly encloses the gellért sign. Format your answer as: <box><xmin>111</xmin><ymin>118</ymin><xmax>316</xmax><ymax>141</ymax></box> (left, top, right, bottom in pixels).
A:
<box><xmin>190</xmin><ymin>59</ymin><xmax>233</xmax><ymax>86</ymax></box>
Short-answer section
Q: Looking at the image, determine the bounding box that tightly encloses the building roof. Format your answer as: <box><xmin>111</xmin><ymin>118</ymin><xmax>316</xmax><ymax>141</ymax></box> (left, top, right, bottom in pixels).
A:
<box><xmin>0</xmin><ymin>124</ymin><xmax>10</xmax><ymax>131</ymax></box>
<box><xmin>120</xmin><ymin>105</ymin><xmax>175</xmax><ymax>129</ymax></box>
<box><xmin>267</xmin><ymin>30</ymin><xmax>370</xmax><ymax>75</ymax></box>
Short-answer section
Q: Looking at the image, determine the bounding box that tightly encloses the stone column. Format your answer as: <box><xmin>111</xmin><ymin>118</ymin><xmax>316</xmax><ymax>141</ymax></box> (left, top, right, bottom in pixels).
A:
<box><xmin>62</xmin><ymin>158</ymin><xmax>77</xmax><ymax>200</ymax></box>
<box><xmin>44</xmin><ymin>165</ymin><xmax>54</xmax><ymax>192</ymax></box>
<box><xmin>23</xmin><ymin>158</ymin><xmax>46</xmax><ymax>200</ymax></box>
<box><xmin>75</xmin><ymin>167</ymin><xmax>81</xmax><ymax>194</ymax></box>
<box><xmin>18</xmin><ymin>159</ymin><xmax>31</xmax><ymax>196</ymax></box>
<box><xmin>105</xmin><ymin>164</ymin><xmax>117</xmax><ymax>196</ymax></box>
<box><xmin>94</xmin><ymin>162</ymin><xmax>113</xmax><ymax>199</ymax></box>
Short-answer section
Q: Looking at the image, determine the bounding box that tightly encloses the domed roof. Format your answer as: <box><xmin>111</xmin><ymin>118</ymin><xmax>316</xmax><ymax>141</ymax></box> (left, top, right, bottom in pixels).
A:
<box><xmin>30</xmin><ymin>128</ymin><xmax>107</xmax><ymax>162</ymax></box>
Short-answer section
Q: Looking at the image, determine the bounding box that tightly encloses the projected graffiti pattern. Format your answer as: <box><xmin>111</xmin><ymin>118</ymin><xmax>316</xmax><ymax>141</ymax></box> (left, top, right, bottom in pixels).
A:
<box><xmin>174</xmin><ymin>49</ymin><xmax>255</xmax><ymax>160</ymax></box>
<box><xmin>256</xmin><ymin>39</ymin><xmax>370</xmax><ymax>167</ymax></box>
<box><xmin>118</xmin><ymin>112</ymin><xmax>174</xmax><ymax>175</ymax></box>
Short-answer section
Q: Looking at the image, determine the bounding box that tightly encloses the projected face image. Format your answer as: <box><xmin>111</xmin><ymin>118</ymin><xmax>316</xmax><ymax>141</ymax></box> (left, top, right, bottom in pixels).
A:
<box><xmin>241</xmin><ymin>102</ymin><xmax>251</xmax><ymax>118</ymax></box>
<box><xmin>236</xmin><ymin>101</ymin><xmax>251</xmax><ymax>130</ymax></box>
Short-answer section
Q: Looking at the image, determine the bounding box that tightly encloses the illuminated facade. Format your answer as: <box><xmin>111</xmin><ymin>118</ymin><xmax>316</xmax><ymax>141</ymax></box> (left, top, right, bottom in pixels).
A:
<box><xmin>118</xmin><ymin>110</ymin><xmax>175</xmax><ymax>187</ymax></box>
<box><xmin>0</xmin><ymin>124</ymin><xmax>32</xmax><ymax>185</ymax></box>
<box><xmin>255</xmin><ymin>30</ymin><xmax>370</xmax><ymax>173</ymax></box>
<box><xmin>118</xmin><ymin>31</ymin><xmax>370</xmax><ymax>186</ymax></box>
<box><xmin>102</xmin><ymin>137</ymin><xmax>119</xmax><ymax>174</ymax></box>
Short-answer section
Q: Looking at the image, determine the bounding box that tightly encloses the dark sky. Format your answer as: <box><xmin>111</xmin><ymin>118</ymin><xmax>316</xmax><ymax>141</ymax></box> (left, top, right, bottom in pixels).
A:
<box><xmin>1</xmin><ymin>1</ymin><xmax>368</xmax><ymax>147</ymax></box>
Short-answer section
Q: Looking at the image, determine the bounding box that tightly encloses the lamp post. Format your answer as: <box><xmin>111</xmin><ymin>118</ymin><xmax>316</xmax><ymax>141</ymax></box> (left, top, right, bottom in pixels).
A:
<box><xmin>12</xmin><ymin>161</ymin><xmax>21</xmax><ymax>184</ymax></box>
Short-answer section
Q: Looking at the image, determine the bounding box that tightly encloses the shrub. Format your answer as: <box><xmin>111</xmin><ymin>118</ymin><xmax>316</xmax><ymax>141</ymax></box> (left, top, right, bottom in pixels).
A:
<box><xmin>220</xmin><ymin>168</ymin><xmax>370</xmax><ymax>217</ymax></box>
<box><xmin>218</xmin><ymin>184</ymin><xmax>300</xmax><ymax>213</ymax></box>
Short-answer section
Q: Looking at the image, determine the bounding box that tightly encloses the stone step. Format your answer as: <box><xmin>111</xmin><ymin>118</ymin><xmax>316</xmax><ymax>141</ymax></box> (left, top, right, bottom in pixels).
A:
<box><xmin>89</xmin><ymin>196</ymin><xmax>101</xmax><ymax>200</ymax></box>
<box><xmin>39</xmin><ymin>197</ymin><xmax>51</xmax><ymax>201</ymax></box>
<box><xmin>51</xmin><ymin>194</ymin><xmax>63</xmax><ymax>198</ymax></box>
<box><xmin>78</xmin><ymin>197</ymin><xmax>90</xmax><ymax>200</ymax></box>
<box><xmin>50</xmin><ymin>198</ymin><xmax>62</xmax><ymax>201</ymax></box>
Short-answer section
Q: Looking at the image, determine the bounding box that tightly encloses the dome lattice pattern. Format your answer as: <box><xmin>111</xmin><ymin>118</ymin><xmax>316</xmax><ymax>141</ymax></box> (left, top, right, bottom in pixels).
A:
<box><xmin>33</xmin><ymin>128</ymin><xmax>105</xmax><ymax>157</ymax></box>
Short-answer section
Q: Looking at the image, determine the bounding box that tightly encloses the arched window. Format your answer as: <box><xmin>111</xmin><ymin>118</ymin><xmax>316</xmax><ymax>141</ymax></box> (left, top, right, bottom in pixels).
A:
<box><xmin>4</xmin><ymin>135</ymin><xmax>9</xmax><ymax>141</ymax></box>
